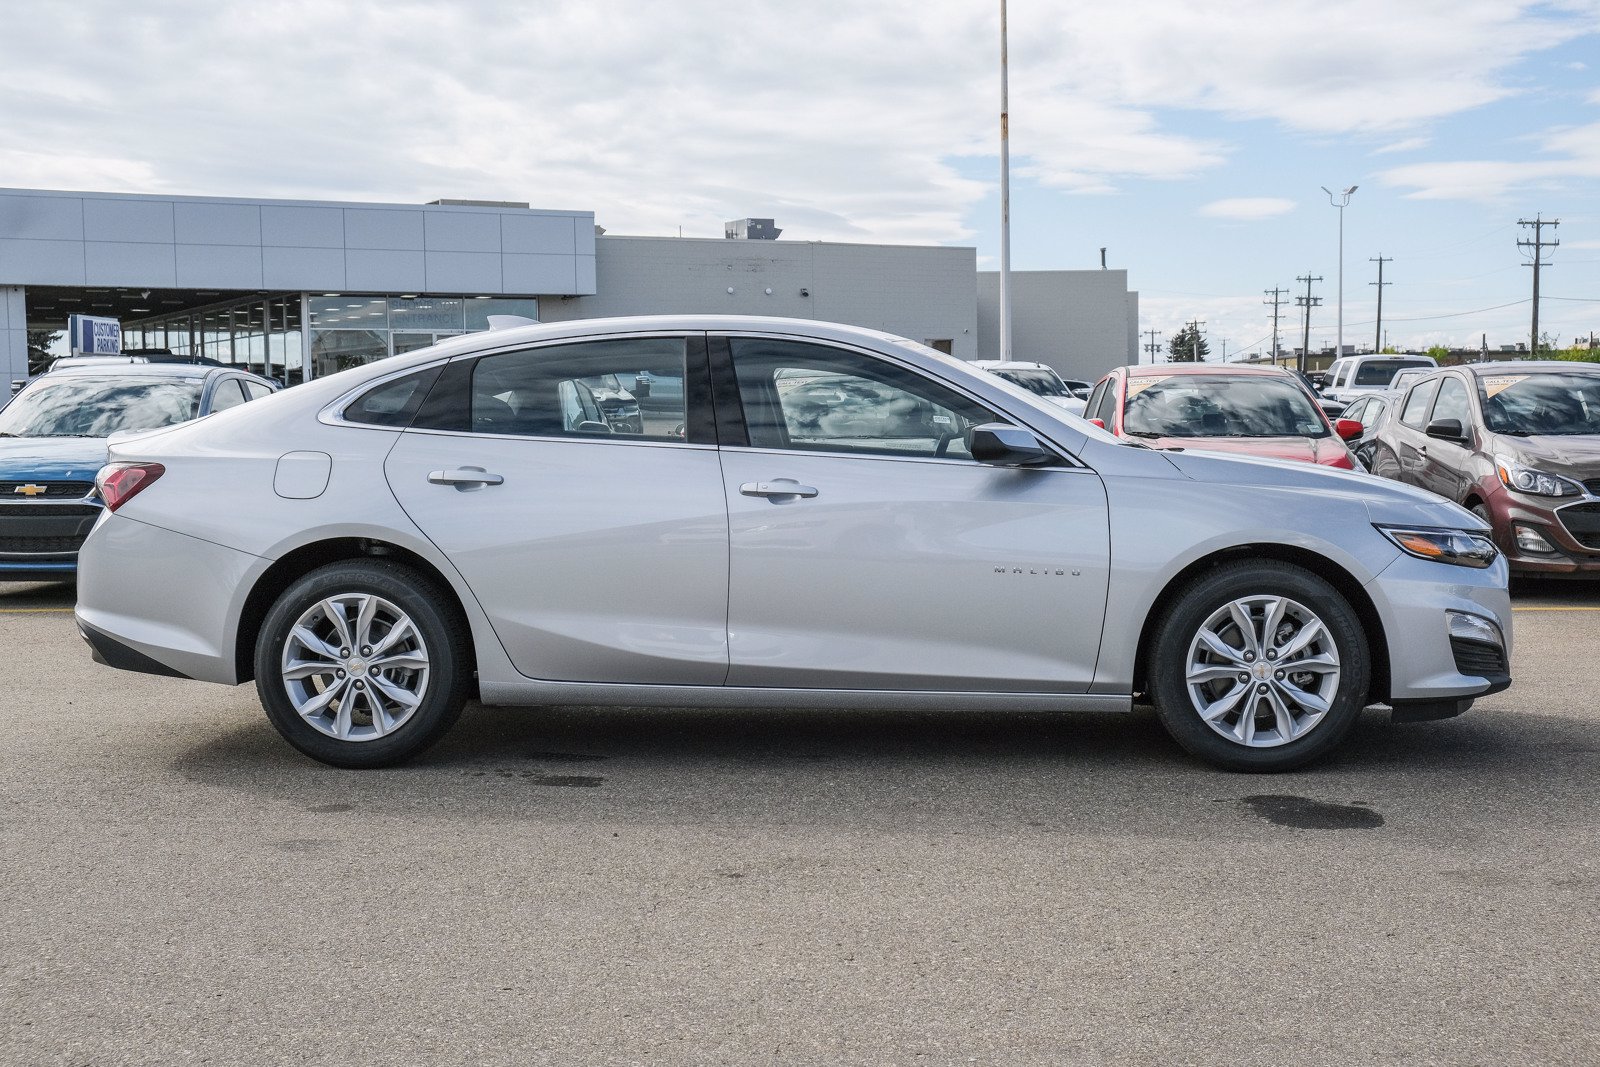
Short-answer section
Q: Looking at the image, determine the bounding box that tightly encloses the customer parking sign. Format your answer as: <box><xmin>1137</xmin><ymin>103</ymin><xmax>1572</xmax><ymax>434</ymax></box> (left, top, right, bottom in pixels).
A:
<box><xmin>68</xmin><ymin>314</ymin><xmax>122</xmax><ymax>355</ymax></box>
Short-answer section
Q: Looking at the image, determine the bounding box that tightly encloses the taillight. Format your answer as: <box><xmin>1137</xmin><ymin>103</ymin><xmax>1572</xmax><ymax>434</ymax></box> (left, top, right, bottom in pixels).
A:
<box><xmin>96</xmin><ymin>462</ymin><xmax>166</xmax><ymax>512</ymax></box>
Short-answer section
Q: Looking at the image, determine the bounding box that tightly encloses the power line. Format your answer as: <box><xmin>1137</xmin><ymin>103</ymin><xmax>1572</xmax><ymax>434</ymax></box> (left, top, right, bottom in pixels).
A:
<box><xmin>1518</xmin><ymin>215</ymin><xmax>1560</xmax><ymax>353</ymax></box>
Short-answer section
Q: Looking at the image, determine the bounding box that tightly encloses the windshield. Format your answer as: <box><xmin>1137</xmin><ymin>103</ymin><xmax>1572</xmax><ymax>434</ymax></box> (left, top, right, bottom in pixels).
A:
<box><xmin>1479</xmin><ymin>372</ymin><xmax>1600</xmax><ymax>436</ymax></box>
<box><xmin>1122</xmin><ymin>375</ymin><xmax>1330</xmax><ymax>439</ymax></box>
<box><xmin>0</xmin><ymin>376</ymin><xmax>202</xmax><ymax>437</ymax></box>
<box><xmin>1354</xmin><ymin>360</ymin><xmax>1431</xmax><ymax>386</ymax></box>
<box><xmin>996</xmin><ymin>369</ymin><xmax>1068</xmax><ymax>397</ymax></box>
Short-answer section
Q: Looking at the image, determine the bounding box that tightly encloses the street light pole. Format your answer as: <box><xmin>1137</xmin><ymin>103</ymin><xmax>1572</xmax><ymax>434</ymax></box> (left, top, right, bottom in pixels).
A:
<box><xmin>1321</xmin><ymin>185</ymin><xmax>1357</xmax><ymax>362</ymax></box>
<box><xmin>998</xmin><ymin>0</ymin><xmax>1013</xmax><ymax>362</ymax></box>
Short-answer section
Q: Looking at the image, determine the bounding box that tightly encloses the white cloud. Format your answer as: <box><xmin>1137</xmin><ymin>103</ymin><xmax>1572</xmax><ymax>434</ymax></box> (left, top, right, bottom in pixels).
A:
<box><xmin>1379</xmin><ymin>122</ymin><xmax>1600</xmax><ymax>200</ymax></box>
<box><xmin>1199</xmin><ymin>197</ymin><xmax>1297</xmax><ymax>220</ymax></box>
<box><xmin>1372</xmin><ymin>137</ymin><xmax>1432</xmax><ymax>155</ymax></box>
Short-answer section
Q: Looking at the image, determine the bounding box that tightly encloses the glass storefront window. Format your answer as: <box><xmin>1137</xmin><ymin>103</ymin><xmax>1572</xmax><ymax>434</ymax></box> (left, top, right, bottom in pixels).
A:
<box><xmin>390</xmin><ymin>297</ymin><xmax>465</xmax><ymax>331</ymax></box>
<box><xmin>312</xmin><ymin>329</ymin><xmax>389</xmax><ymax>377</ymax></box>
<box><xmin>310</xmin><ymin>296</ymin><xmax>387</xmax><ymax>329</ymax></box>
<box><xmin>465</xmin><ymin>297</ymin><xmax>539</xmax><ymax>331</ymax></box>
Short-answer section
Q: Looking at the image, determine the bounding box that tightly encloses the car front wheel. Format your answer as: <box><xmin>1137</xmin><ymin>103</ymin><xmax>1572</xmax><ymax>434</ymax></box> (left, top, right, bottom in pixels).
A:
<box><xmin>1149</xmin><ymin>561</ymin><xmax>1370</xmax><ymax>772</ymax></box>
<box><xmin>255</xmin><ymin>560</ymin><xmax>470</xmax><ymax>768</ymax></box>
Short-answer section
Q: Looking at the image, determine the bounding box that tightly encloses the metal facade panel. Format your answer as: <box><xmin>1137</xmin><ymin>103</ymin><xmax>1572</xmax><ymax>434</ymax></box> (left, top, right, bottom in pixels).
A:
<box><xmin>424</xmin><ymin>251</ymin><xmax>501</xmax><ymax>292</ymax></box>
<box><xmin>0</xmin><ymin>194</ymin><xmax>84</xmax><ymax>241</ymax></box>
<box><xmin>174</xmin><ymin>202</ymin><xmax>262</xmax><ymax>246</ymax></box>
<box><xmin>345</xmin><ymin>248</ymin><xmax>426</xmax><ymax>291</ymax></box>
<box><xmin>424</xmin><ymin>211</ymin><xmax>502</xmax><ymax>252</ymax></box>
<box><xmin>574</xmin><ymin>254</ymin><xmax>597</xmax><ymax>294</ymax></box>
<box><xmin>343</xmin><ymin>209</ymin><xmax>424</xmax><ymax>251</ymax></box>
<box><xmin>260</xmin><ymin>205</ymin><xmax>344</xmax><ymax>248</ymax></box>
<box><xmin>263</xmin><ymin>246</ymin><xmax>346</xmax><ymax>290</ymax></box>
<box><xmin>82</xmin><ymin>198</ymin><xmax>174</xmax><ymax>243</ymax></box>
<box><xmin>175</xmin><ymin>244</ymin><xmax>265</xmax><ymax>289</ymax></box>
<box><xmin>503</xmin><ymin>252</ymin><xmax>576</xmax><ymax>294</ymax></box>
<box><xmin>85</xmin><ymin>241</ymin><xmax>177</xmax><ymax>286</ymax></box>
<box><xmin>501</xmin><ymin>213</ymin><xmax>577</xmax><ymax>254</ymax></box>
<box><xmin>0</xmin><ymin>239</ymin><xmax>86</xmax><ymax>285</ymax></box>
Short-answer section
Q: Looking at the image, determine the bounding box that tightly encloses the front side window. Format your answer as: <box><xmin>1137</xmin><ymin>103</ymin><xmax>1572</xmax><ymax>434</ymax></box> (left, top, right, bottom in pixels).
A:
<box><xmin>469</xmin><ymin>338</ymin><xmax>687</xmax><ymax>440</ymax></box>
<box><xmin>1431</xmin><ymin>376</ymin><xmax>1471</xmax><ymax>428</ymax></box>
<box><xmin>729</xmin><ymin>339</ymin><xmax>998</xmax><ymax>460</ymax></box>
<box><xmin>1400</xmin><ymin>380</ymin><xmax>1440</xmax><ymax>429</ymax></box>
<box><xmin>1121</xmin><ymin>375</ymin><xmax>1330</xmax><ymax>439</ymax></box>
<box><xmin>208</xmin><ymin>379</ymin><xmax>248</xmax><ymax>412</ymax></box>
<box><xmin>1358</xmin><ymin>398</ymin><xmax>1387</xmax><ymax>430</ymax></box>
<box><xmin>0</xmin><ymin>376</ymin><xmax>202</xmax><ymax>437</ymax></box>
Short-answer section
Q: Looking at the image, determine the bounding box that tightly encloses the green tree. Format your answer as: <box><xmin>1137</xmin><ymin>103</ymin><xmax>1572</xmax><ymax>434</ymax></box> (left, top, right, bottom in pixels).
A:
<box><xmin>26</xmin><ymin>329</ymin><xmax>61</xmax><ymax>376</ymax></box>
<box><xmin>1424</xmin><ymin>344</ymin><xmax>1450</xmax><ymax>362</ymax></box>
<box><xmin>1168</xmin><ymin>324</ymin><xmax>1211</xmax><ymax>362</ymax></box>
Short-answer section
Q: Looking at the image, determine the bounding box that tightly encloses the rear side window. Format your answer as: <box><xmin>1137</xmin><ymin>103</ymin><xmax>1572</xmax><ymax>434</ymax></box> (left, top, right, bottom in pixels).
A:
<box><xmin>468</xmin><ymin>338</ymin><xmax>687</xmax><ymax>440</ymax></box>
<box><xmin>1400</xmin><ymin>380</ymin><xmax>1440</xmax><ymax>429</ymax></box>
<box><xmin>243</xmin><ymin>381</ymin><xmax>273</xmax><ymax>401</ymax></box>
<box><xmin>208</xmin><ymin>379</ymin><xmax>248</xmax><ymax>412</ymax></box>
<box><xmin>343</xmin><ymin>366</ymin><xmax>444</xmax><ymax>427</ymax></box>
<box><xmin>1355</xmin><ymin>360</ymin><xmax>1430</xmax><ymax>386</ymax></box>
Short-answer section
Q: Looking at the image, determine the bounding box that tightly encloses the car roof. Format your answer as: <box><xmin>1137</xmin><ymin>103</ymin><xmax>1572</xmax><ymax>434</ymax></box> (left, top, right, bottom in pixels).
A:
<box><xmin>1455</xmin><ymin>360</ymin><xmax>1600</xmax><ymax>375</ymax></box>
<box><xmin>1124</xmin><ymin>363</ymin><xmax>1293</xmax><ymax>378</ymax></box>
<box><xmin>970</xmin><ymin>360</ymin><xmax>1055</xmax><ymax>371</ymax></box>
<box><xmin>42</xmin><ymin>363</ymin><xmax>268</xmax><ymax>383</ymax></box>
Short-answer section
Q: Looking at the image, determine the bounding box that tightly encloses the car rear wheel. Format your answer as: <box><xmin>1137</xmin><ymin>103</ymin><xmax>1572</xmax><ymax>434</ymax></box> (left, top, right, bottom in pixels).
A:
<box><xmin>255</xmin><ymin>561</ymin><xmax>470</xmax><ymax>768</ymax></box>
<box><xmin>1149</xmin><ymin>561</ymin><xmax>1370</xmax><ymax>772</ymax></box>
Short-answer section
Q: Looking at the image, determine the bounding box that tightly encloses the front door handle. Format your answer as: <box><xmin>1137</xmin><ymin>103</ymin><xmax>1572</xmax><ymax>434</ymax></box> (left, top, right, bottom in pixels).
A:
<box><xmin>740</xmin><ymin>479</ymin><xmax>819</xmax><ymax>500</ymax></box>
<box><xmin>428</xmin><ymin>467</ymin><xmax>504</xmax><ymax>491</ymax></box>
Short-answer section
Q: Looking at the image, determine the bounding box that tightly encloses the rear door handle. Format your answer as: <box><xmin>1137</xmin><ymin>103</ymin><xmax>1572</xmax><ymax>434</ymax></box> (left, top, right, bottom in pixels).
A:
<box><xmin>428</xmin><ymin>467</ymin><xmax>504</xmax><ymax>491</ymax></box>
<box><xmin>740</xmin><ymin>479</ymin><xmax>819</xmax><ymax>500</ymax></box>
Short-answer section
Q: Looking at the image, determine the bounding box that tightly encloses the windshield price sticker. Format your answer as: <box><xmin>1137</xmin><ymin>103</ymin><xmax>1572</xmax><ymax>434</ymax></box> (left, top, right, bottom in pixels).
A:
<box><xmin>1481</xmin><ymin>375</ymin><xmax>1528</xmax><ymax>397</ymax></box>
<box><xmin>1126</xmin><ymin>376</ymin><xmax>1172</xmax><ymax>398</ymax></box>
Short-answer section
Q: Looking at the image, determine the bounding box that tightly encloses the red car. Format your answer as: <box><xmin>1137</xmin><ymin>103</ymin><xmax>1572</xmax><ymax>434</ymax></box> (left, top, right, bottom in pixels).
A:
<box><xmin>1081</xmin><ymin>364</ymin><xmax>1363</xmax><ymax>469</ymax></box>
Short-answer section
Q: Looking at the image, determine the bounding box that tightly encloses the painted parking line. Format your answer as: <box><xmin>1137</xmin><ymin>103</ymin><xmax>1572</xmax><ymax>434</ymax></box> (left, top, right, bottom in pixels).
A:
<box><xmin>0</xmin><ymin>607</ymin><xmax>73</xmax><ymax>614</ymax></box>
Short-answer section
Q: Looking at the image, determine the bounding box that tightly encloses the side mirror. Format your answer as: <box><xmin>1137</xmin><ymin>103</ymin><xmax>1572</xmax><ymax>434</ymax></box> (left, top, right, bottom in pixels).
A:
<box><xmin>1089</xmin><ymin>418</ymin><xmax>1106</xmax><ymax>430</ymax></box>
<box><xmin>632</xmin><ymin>374</ymin><xmax>652</xmax><ymax>399</ymax></box>
<box><xmin>1334</xmin><ymin>417</ymin><xmax>1364</xmax><ymax>441</ymax></box>
<box><xmin>1425</xmin><ymin>418</ymin><xmax>1468</xmax><ymax>443</ymax></box>
<box><xmin>968</xmin><ymin>423</ymin><xmax>1055</xmax><ymax>466</ymax></box>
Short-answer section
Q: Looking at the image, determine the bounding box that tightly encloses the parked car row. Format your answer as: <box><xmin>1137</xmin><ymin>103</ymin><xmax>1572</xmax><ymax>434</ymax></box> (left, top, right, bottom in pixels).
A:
<box><xmin>0</xmin><ymin>363</ymin><xmax>278</xmax><ymax>581</ymax></box>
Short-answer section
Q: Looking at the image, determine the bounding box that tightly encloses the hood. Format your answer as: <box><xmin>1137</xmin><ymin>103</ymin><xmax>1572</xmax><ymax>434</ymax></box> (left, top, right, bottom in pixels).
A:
<box><xmin>1144</xmin><ymin>435</ymin><xmax>1348</xmax><ymax>466</ymax></box>
<box><xmin>1161</xmin><ymin>448</ymin><xmax>1485</xmax><ymax>531</ymax></box>
<box><xmin>1496</xmin><ymin>433</ymin><xmax>1600</xmax><ymax>474</ymax></box>
<box><xmin>0</xmin><ymin>436</ymin><xmax>110</xmax><ymax>482</ymax></box>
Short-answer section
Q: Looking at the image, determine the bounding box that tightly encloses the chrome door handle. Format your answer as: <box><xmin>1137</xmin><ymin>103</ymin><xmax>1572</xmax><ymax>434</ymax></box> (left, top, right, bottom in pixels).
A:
<box><xmin>428</xmin><ymin>467</ymin><xmax>504</xmax><ymax>490</ymax></box>
<box><xmin>740</xmin><ymin>479</ymin><xmax>819</xmax><ymax>499</ymax></box>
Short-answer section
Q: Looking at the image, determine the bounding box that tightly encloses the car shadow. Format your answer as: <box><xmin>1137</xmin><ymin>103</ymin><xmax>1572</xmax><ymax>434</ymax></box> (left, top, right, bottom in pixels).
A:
<box><xmin>169</xmin><ymin>699</ymin><xmax>1600</xmax><ymax>840</ymax></box>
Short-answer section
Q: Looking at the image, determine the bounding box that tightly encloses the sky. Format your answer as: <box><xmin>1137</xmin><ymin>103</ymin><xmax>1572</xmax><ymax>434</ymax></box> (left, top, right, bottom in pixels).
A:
<box><xmin>1</xmin><ymin>0</ymin><xmax>1597</xmax><ymax>359</ymax></box>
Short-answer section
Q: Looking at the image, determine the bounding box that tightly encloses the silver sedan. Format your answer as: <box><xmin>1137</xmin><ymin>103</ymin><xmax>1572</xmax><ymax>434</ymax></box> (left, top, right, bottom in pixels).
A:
<box><xmin>74</xmin><ymin>316</ymin><xmax>1511</xmax><ymax>772</ymax></box>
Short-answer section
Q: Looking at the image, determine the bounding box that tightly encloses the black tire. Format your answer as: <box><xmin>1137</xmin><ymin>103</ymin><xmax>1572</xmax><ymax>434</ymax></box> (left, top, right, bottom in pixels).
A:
<box><xmin>1149</xmin><ymin>560</ymin><xmax>1370</xmax><ymax>772</ymax></box>
<box><xmin>254</xmin><ymin>560</ymin><xmax>470</xmax><ymax>768</ymax></box>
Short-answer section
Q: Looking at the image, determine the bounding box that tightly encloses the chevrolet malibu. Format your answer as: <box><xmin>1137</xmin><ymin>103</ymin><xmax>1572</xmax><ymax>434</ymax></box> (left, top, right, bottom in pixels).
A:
<box><xmin>75</xmin><ymin>316</ymin><xmax>1512</xmax><ymax>772</ymax></box>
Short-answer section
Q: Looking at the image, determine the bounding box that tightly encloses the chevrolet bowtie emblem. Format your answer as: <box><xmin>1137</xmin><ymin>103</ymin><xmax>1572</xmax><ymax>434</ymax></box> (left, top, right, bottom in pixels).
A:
<box><xmin>13</xmin><ymin>484</ymin><xmax>47</xmax><ymax>497</ymax></box>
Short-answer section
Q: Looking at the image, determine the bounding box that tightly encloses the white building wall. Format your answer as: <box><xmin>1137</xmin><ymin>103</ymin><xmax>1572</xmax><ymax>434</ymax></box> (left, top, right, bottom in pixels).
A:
<box><xmin>538</xmin><ymin>236</ymin><xmax>979</xmax><ymax>358</ymax></box>
<box><xmin>976</xmin><ymin>269</ymin><xmax>1139</xmax><ymax>381</ymax></box>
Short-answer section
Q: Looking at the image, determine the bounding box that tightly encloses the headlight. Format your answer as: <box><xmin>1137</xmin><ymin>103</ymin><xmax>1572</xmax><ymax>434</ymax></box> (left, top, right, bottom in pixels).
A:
<box><xmin>1375</xmin><ymin>525</ymin><xmax>1499</xmax><ymax>569</ymax></box>
<box><xmin>1495</xmin><ymin>458</ymin><xmax>1579</xmax><ymax>497</ymax></box>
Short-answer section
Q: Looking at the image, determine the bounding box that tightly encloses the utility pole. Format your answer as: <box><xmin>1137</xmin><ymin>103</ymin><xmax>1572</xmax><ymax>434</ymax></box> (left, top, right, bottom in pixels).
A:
<box><xmin>1263</xmin><ymin>287</ymin><xmax>1288</xmax><ymax>365</ymax></box>
<box><xmin>1181</xmin><ymin>319</ymin><xmax>1207</xmax><ymax>362</ymax></box>
<box><xmin>1295</xmin><ymin>274</ymin><xmax>1323</xmax><ymax>375</ymax></box>
<box><xmin>1369</xmin><ymin>256</ymin><xmax>1391</xmax><ymax>353</ymax></box>
<box><xmin>1518</xmin><ymin>215</ymin><xmax>1559</xmax><ymax>355</ymax></box>
<box><xmin>1143</xmin><ymin>328</ymin><xmax>1161</xmax><ymax>363</ymax></box>
<box><xmin>997</xmin><ymin>0</ymin><xmax>1013</xmax><ymax>362</ymax></box>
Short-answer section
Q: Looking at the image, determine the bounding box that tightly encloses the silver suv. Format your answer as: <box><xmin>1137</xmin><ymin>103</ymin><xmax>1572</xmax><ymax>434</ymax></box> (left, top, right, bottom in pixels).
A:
<box><xmin>74</xmin><ymin>316</ymin><xmax>1510</xmax><ymax>773</ymax></box>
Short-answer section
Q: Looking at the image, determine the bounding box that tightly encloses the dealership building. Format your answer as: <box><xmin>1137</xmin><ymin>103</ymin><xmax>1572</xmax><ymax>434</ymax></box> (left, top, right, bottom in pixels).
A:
<box><xmin>0</xmin><ymin>187</ymin><xmax>1138</xmax><ymax>391</ymax></box>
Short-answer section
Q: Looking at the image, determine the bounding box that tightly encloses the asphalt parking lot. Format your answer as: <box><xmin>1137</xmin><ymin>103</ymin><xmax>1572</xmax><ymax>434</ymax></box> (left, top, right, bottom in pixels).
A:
<box><xmin>2</xmin><ymin>579</ymin><xmax>1598</xmax><ymax>1066</ymax></box>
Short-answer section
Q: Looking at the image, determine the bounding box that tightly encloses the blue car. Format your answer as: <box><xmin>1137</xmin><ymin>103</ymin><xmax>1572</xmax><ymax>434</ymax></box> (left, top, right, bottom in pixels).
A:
<box><xmin>0</xmin><ymin>363</ymin><xmax>277</xmax><ymax>582</ymax></box>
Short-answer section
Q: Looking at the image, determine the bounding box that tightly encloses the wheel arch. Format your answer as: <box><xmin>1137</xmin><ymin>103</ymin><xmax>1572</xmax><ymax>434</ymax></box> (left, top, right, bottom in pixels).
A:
<box><xmin>234</xmin><ymin>537</ymin><xmax>477</xmax><ymax>690</ymax></box>
<box><xmin>1132</xmin><ymin>543</ymin><xmax>1390</xmax><ymax>705</ymax></box>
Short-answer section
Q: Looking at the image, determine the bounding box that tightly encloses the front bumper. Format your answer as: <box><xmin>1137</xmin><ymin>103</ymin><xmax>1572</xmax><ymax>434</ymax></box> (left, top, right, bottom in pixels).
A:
<box><xmin>1367</xmin><ymin>549</ymin><xmax>1513</xmax><ymax>716</ymax></box>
